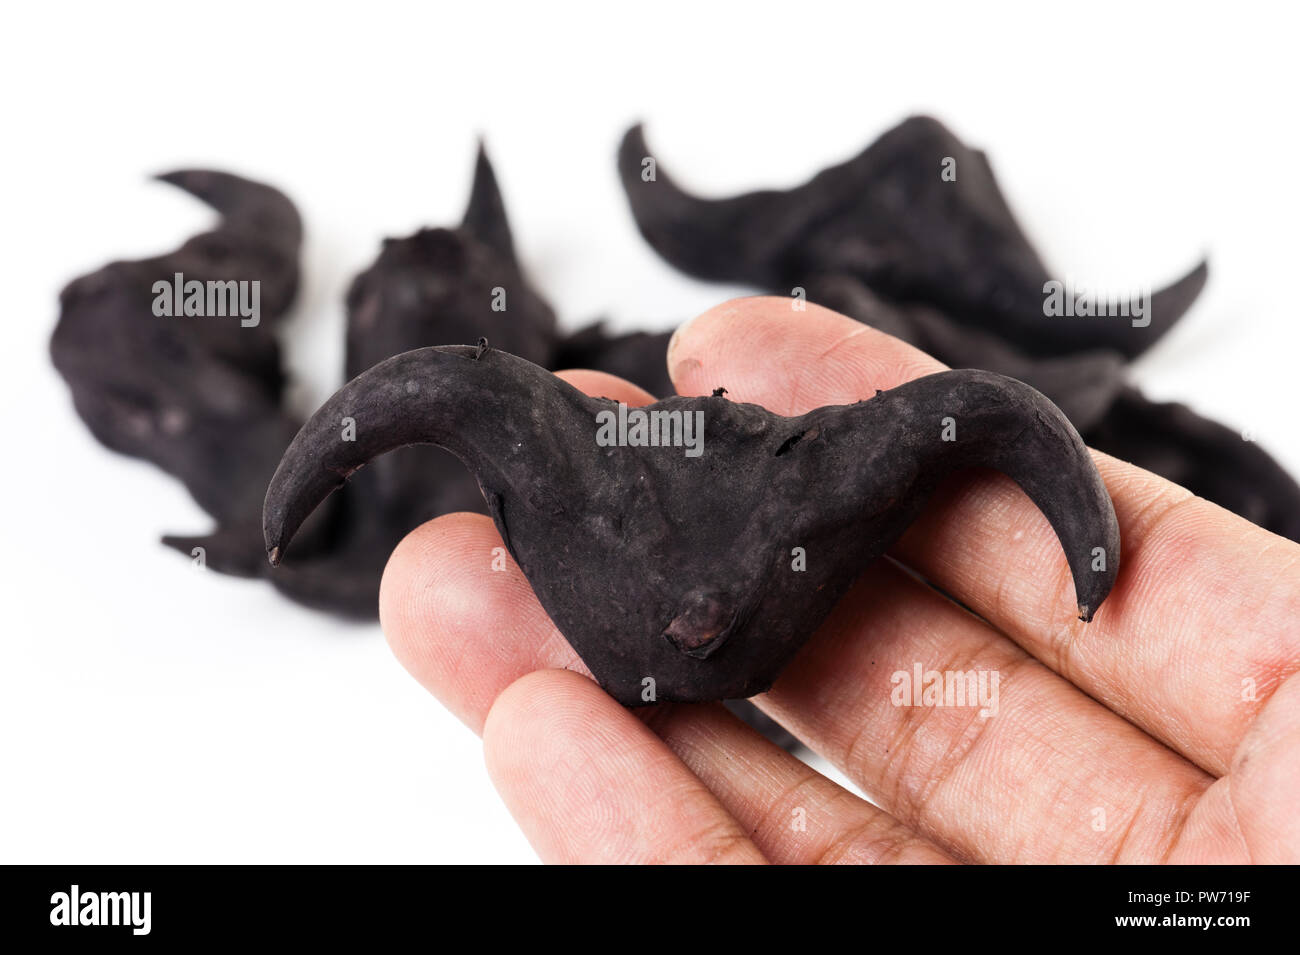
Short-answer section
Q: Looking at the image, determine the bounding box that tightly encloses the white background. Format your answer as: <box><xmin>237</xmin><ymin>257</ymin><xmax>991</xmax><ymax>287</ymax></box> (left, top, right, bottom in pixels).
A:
<box><xmin>2</xmin><ymin>2</ymin><xmax>1296</xmax><ymax>863</ymax></box>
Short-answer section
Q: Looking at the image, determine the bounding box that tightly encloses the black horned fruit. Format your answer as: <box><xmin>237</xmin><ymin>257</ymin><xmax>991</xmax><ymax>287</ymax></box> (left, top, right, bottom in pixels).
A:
<box><xmin>619</xmin><ymin>118</ymin><xmax>1207</xmax><ymax>360</ymax></box>
<box><xmin>264</xmin><ymin>345</ymin><xmax>1121</xmax><ymax>705</ymax></box>
<box><xmin>51</xmin><ymin>169</ymin><xmax>308</xmax><ymax>575</ymax></box>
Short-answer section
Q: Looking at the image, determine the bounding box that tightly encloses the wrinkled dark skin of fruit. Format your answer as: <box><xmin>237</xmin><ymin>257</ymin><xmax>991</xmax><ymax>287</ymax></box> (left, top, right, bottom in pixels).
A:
<box><xmin>264</xmin><ymin>346</ymin><xmax>1120</xmax><ymax>705</ymax></box>
<box><xmin>619</xmin><ymin>117</ymin><xmax>1208</xmax><ymax>360</ymax></box>
<box><xmin>550</xmin><ymin>325</ymin><xmax>799</xmax><ymax>736</ymax></box>
<box><xmin>552</xmin><ymin>326</ymin><xmax>797</xmax><ymax>737</ymax></box>
<box><xmin>50</xmin><ymin>170</ymin><xmax>311</xmax><ymax>575</ymax></box>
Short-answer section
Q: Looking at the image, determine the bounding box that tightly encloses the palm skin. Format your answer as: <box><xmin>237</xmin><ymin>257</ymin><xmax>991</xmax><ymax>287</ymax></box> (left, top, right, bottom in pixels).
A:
<box><xmin>379</xmin><ymin>298</ymin><xmax>1300</xmax><ymax>864</ymax></box>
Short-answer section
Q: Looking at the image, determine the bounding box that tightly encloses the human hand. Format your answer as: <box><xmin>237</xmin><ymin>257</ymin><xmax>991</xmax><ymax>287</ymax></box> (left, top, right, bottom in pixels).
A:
<box><xmin>379</xmin><ymin>297</ymin><xmax>1300</xmax><ymax>864</ymax></box>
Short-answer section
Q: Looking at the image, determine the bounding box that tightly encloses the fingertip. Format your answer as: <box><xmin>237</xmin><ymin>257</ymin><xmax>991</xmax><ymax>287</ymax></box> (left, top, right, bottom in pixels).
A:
<box><xmin>482</xmin><ymin>669</ymin><xmax>607</xmax><ymax>769</ymax></box>
<box><xmin>667</xmin><ymin>295</ymin><xmax>944</xmax><ymax>413</ymax></box>
<box><xmin>380</xmin><ymin>512</ymin><xmax>492</xmax><ymax>655</ymax></box>
<box><xmin>379</xmin><ymin>512</ymin><xmax>567</xmax><ymax>732</ymax></box>
<box><xmin>666</xmin><ymin>296</ymin><xmax>783</xmax><ymax>386</ymax></box>
<box><xmin>482</xmin><ymin>669</ymin><xmax>765</xmax><ymax>864</ymax></box>
<box><xmin>481</xmin><ymin>669</ymin><xmax>637</xmax><ymax>862</ymax></box>
<box><xmin>379</xmin><ymin>512</ymin><xmax>480</xmax><ymax>674</ymax></box>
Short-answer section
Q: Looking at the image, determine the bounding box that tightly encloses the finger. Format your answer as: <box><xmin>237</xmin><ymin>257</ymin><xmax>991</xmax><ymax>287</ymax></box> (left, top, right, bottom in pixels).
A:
<box><xmin>382</xmin><ymin>511</ymin><xmax>953</xmax><ymax>864</ymax></box>
<box><xmin>380</xmin><ymin>511</ymin><xmax>584</xmax><ymax>731</ymax></box>
<box><xmin>642</xmin><ymin>699</ymin><xmax>956</xmax><ymax>864</ymax></box>
<box><xmin>380</xmin><ymin>368</ymin><xmax>955</xmax><ymax>863</ymax></box>
<box><xmin>759</xmin><ymin>558</ymin><xmax>1213</xmax><ymax>863</ymax></box>
<box><xmin>668</xmin><ymin>297</ymin><xmax>1299</xmax><ymax>775</ymax></box>
<box><xmin>1196</xmin><ymin>672</ymin><xmax>1300</xmax><ymax>863</ymax></box>
<box><xmin>890</xmin><ymin>456</ymin><xmax>1300</xmax><ymax>776</ymax></box>
<box><xmin>483</xmin><ymin>669</ymin><xmax>767</xmax><ymax>864</ymax></box>
<box><xmin>668</xmin><ymin>296</ymin><xmax>943</xmax><ymax>409</ymax></box>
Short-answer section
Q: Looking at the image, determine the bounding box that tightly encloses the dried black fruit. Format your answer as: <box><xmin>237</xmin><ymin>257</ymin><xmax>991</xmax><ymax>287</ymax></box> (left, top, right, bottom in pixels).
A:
<box><xmin>263</xmin><ymin>146</ymin><xmax>559</xmax><ymax>616</ymax></box>
<box><xmin>619</xmin><ymin>118</ymin><xmax>1208</xmax><ymax>359</ymax></box>
<box><xmin>807</xmin><ymin>274</ymin><xmax>1127</xmax><ymax>432</ymax></box>
<box><xmin>554</xmin><ymin>323</ymin><xmax>676</xmax><ymax>398</ymax></box>
<box><xmin>264</xmin><ymin>346</ymin><xmax>1120</xmax><ymax>705</ymax></box>
<box><xmin>1086</xmin><ymin>388</ymin><xmax>1300</xmax><ymax>542</ymax></box>
<box><xmin>51</xmin><ymin>170</ymin><xmax>308</xmax><ymax>571</ymax></box>
<box><xmin>559</xmin><ymin>324</ymin><xmax>803</xmax><ymax>739</ymax></box>
<box><xmin>804</xmin><ymin>276</ymin><xmax>1300</xmax><ymax>542</ymax></box>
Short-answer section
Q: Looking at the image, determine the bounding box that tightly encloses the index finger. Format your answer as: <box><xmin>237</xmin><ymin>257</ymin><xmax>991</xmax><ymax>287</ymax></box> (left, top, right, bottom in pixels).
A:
<box><xmin>667</xmin><ymin>297</ymin><xmax>1300</xmax><ymax>776</ymax></box>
